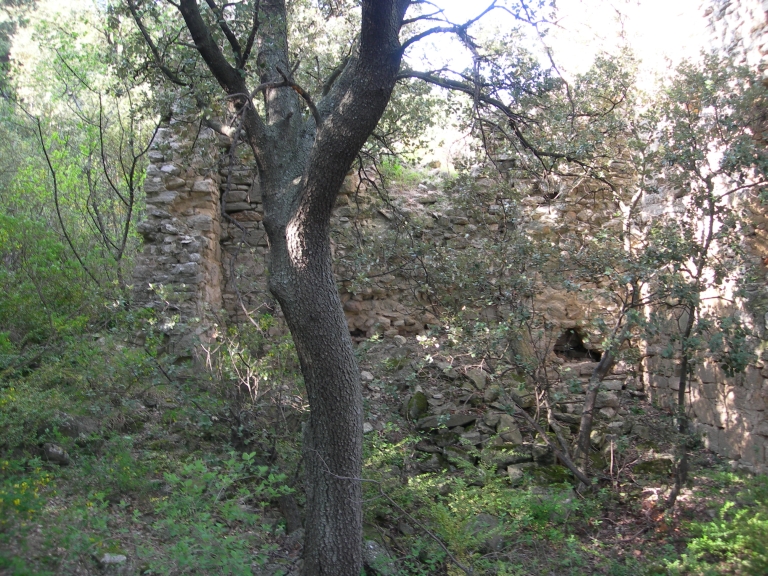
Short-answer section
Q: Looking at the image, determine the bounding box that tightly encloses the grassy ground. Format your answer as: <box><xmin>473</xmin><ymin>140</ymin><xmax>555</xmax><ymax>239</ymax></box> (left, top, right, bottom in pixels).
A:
<box><xmin>1</xmin><ymin>328</ymin><xmax>767</xmax><ymax>576</ymax></box>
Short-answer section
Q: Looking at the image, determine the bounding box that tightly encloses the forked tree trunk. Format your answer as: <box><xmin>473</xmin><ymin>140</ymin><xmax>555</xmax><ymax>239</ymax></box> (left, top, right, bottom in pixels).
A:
<box><xmin>267</xmin><ymin>205</ymin><xmax>364</xmax><ymax>574</ymax></box>
<box><xmin>169</xmin><ymin>1</ymin><xmax>410</xmax><ymax>573</ymax></box>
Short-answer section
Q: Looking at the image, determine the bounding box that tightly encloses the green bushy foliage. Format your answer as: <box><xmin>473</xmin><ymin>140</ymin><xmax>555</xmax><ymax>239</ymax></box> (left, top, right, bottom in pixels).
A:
<box><xmin>668</xmin><ymin>474</ymin><xmax>768</xmax><ymax>575</ymax></box>
<box><xmin>0</xmin><ymin>214</ymin><xmax>91</xmax><ymax>351</ymax></box>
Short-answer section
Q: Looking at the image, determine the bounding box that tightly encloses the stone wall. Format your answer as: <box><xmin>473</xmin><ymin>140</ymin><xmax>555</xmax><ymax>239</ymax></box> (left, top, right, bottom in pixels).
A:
<box><xmin>640</xmin><ymin>189</ymin><xmax>768</xmax><ymax>473</ymax></box>
<box><xmin>131</xmin><ymin>0</ymin><xmax>768</xmax><ymax>471</ymax></box>
<box><xmin>705</xmin><ymin>0</ymin><xmax>768</xmax><ymax>80</ymax></box>
<box><xmin>132</xmin><ymin>123</ymin><xmax>441</xmax><ymax>345</ymax></box>
<box><xmin>131</xmin><ymin>121</ymin><xmax>768</xmax><ymax>471</ymax></box>
<box><xmin>638</xmin><ymin>0</ymin><xmax>768</xmax><ymax>472</ymax></box>
<box><xmin>131</xmin><ymin>116</ymin><xmax>224</xmax><ymax>353</ymax></box>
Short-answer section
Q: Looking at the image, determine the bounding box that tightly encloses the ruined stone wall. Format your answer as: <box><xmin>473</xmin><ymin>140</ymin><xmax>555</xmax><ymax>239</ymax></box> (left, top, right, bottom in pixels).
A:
<box><xmin>640</xmin><ymin>189</ymin><xmax>768</xmax><ymax>473</ymax></box>
<box><xmin>131</xmin><ymin>0</ymin><xmax>768</xmax><ymax>470</ymax></box>
<box><xmin>705</xmin><ymin>0</ymin><xmax>768</xmax><ymax>80</ymax></box>
<box><xmin>132</xmin><ymin>125</ymin><xmax>441</xmax><ymax>345</ymax></box>
<box><xmin>636</xmin><ymin>0</ymin><xmax>768</xmax><ymax>472</ymax></box>
<box><xmin>131</xmin><ymin>117</ymin><xmax>224</xmax><ymax>353</ymax></box>
<box><xmin>131</xmin><ymin>122</ymin><xmax>768</xmax><ymax>471</ymax></box>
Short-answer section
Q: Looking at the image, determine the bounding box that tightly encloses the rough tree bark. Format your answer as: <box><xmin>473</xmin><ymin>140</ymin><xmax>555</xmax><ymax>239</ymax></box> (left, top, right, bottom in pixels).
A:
<box><xmin>133</xmin><ymin>0</ymin><xmax>411</xmax><ymax>573</ymax></box>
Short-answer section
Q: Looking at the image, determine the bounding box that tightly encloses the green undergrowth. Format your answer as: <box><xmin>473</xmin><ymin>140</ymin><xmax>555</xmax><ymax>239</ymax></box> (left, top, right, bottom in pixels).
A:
<box><xmin>0</xmin><ymin>298</ymin><xmax>303</xmax><ymax>574</ymax></box>
<box><xmin>665</xmin><ymin>471</ymin><xmax>768</xmax><ymax>576</ymax></box>
<box><xmin>361</xmin><ymin>429</ymin><xmax>768</xmax><ymax>576</ymax></box>
<box><xmin>1</xmin><ymin>244</ymin><xmax>767</xmax><ymax>576</ymax></box>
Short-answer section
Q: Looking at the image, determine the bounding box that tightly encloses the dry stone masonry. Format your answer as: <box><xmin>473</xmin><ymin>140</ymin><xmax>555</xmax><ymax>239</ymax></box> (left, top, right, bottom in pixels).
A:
<box><xmin>131</xmin><ymin>117</ymin><xmax>440</xmax><ymax>346</ymax></box>
<box><xmin>132</xmin><ymin>0</ymin><xmax>768</xmax><ymax>472</ymax></box>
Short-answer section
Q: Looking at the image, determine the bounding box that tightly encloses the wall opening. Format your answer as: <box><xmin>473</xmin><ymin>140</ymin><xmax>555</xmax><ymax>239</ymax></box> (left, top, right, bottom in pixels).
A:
<box><xmin>554</xmin><ymin>329</ymin><xmax>602</xmax><ymax>362</ymax></box>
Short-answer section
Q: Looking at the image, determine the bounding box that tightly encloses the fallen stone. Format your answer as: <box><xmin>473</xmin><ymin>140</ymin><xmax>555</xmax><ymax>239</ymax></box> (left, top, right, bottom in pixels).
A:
<box><xmin>532</xmin><ymin>443</ymin><xmax>554</xmax><ymax>465</ymax></box>
<box><xmin>469</xmin><ymin>513</ymin><xmax>504</xmax><ymax>553</ymax></box>
<box><xmin>416</xmin><ymin>416</ymin><xmax>441</xmax><ymax>431</ymax></box>
<box><xmin>43</xmin><ymin>443</ymin><xmax>71</xmax><ymax>466</ymax></box>
<box><xmin>398</xmin><ymin>521</ymin><xmax>415</xmax><ymax>536</ymax></box>
<box><xmin>434</xmin><ymin>430</ymin><xmax>460</xmax><ymax>448</ymax></box>
<box><xmin>444</xmin><ymin>445</ymin><xmax>478</xmax><ymax>464</ymax></box>
<box><xmin>482</xmin><ymin>445</ymin><xmax>533</xmax><ymax>468</ymax></box>
<box><xmin>484</xmin><ymin>385</ymin><xmax>501</xmax><ymax>403</ymax></box>
<box><xmin>361</xmin><ymin>371</ymin><xmax>374</xmax><ymax>382</ymax></box>
<box><xmin>406</xmin><ymin>392</ymin><xmax>429</xmax><ymax>420</ymax></box>
<box><xmin>363</xmin><ymin>540</ymin><xmax>397</xmax><ymax>576</ymax></box>
<box><xmin>484</xmin><ymin>412</ymin><xmax>502</xmax><ymax>428</ymax></box>
<box><xmin>634</xmin><ymin>456</ymin><xmax>674</xmax><ymax>476</ymax></box>
<box><xmin>434</xmin><ymin>361</ymin><xmax>459</xmax><ymax>380</ymax></box>
<box><xmin>416</xmin><ymin>453</ymin><xmax>449</xmax><ymax>474</ymax></box>
<box><xmin>507</xmin><ymin>464</ymin><xmax>525</xmax><ymax>484</ymax></box>
<box><xmin>496</xmin><ymin>414</ymin><xmax>523</xmax><ymax>444</ymax></box>
<box><xmin>96</xmin><ymin>553</ymin><xmax>127</xmax><ymax>567</ymax></box>
<box><xmin>414</xmin><ymin>441</ymin><xmax>441</xmax><ymax>453</ymax></box>
<box><xmin>632</xmin><ymin>424</ymin><xmax>652</xmax><ymax>440</ymax></box>
<box><xmin>528</xmin><ymin>465</ymin><xmax>573</xmax><ymax>485</ymax></box>
<box><xmin>508</xmin><ymin>388</ymin><xmax>535</xmax><ymax>409</ymax></box>
<box><xmin>445</xmin><ymin>414</ymin><xmax>477</xmax><ymax>428</ymax></box>
<box><xmin>460</xmin><ymin>430</ymin><xmax>483</xmax><ymax>446</ymax></box>
<box><xmin>363</xmin><ymin>422</ymin><xmax>374</xmax><ymax>434</ymax></box>
<box><xmin>599</xmin><ymin>407</ymin><xmax>617</xmax><ymax>419</ymax></box>
<box><xmin>595</xmin><ymin>391</ymin><xmax>620</xmax><ymax>409</ymax></box>
<box><xmin>553</xmin><ymin>412</ymin><xmax>581</xmax><ymax>425</ymax></box>
<box><xmin>606</xmin><ymin>420</ymin><xmax>631</xmax><ymax>435</ymax></box>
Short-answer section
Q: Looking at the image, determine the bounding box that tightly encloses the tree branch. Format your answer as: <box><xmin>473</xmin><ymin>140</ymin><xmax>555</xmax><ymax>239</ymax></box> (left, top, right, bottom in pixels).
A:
<box><xmin>400</xmin><ymin>1</ymin><xmax>498</xmax><ymax>54</ymax></box>
<box><xmin>126</xmin><ymin>0</ymin><xmax>188</xmax><ymax>86</ymax></box>
<box><xmin>177</xmin><ymin>0</ymin><xmax>243</xmax><ymax>93</ymax></box>
<box><xmin>240</xmin><ymin>0</ymin><xmax>260</xmax><ymax>67</ymax></box>
<box><xmin>203</xmin><ymin>0</ymin><xmax>243</xmax><ymax>67</ymax></box>
<box><xmin>276</xmin><ymin>66</ymin><xmax>322</xmax><ymax>127</ymax></box>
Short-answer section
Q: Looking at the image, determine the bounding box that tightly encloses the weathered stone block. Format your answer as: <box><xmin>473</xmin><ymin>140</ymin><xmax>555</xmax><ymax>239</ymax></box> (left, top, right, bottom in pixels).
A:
<box><xmin>223</xmin><ymin>190</ymin><xmax>248</xmax><ymax>203</ymax></box>
<box><xmin>165</xmin><ymin>176</ymin><xmax>187</xmax><ymax>190</ymax></box>
<box><xmin>144</xmin><ymin>178</ymin><xmax>165</xmax><ymax>194</ymax></box>
<box><xmin>146</xmin><ymin>191</ymin><xmax>179</xmax><ymax>204</ymax></box>
<box><xmin>650</xmin><ymin>375</ymin><xmax>668</xmax><ymax>389</ymax></box>
<box><xmin>161</xmin><ymin>164</ymin><xmax>181</xmax><ymax>176</ymax></box>
<box><xmin>189</xmin><ymin>215</ymin><xmax>214</xmax><ymax>231</ymax></box>
<box><xmin>692</xmin><ymin>397</ymin><xmax>722</xmax><ymax>427</ymax></box>
<box><xmin>191</xmin><ymin>179</ymin><xmax>217</xmax><ymax>194</ymax></box>
<box><xmin>754</xmin><ymin>421</ymin><xmax>768</xmax><ymax>437</ymax></box>
<box><xmin>745</xmin><ymin>366</ymin><xmax>764</xmax><ymax>388</ymax></box>
<box><xmin>699</xmin><ymin>363</ymin><xmax>719</xmax><ymax>384</ymax></box>
<box><xmin>225</xmin><ymin>202</ymin><xmax>253</xmax><ymax>212</ymax></box>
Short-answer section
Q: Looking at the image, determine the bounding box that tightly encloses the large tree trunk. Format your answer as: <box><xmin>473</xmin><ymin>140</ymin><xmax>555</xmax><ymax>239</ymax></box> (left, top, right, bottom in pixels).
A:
<box><xmin>268</xmin><ymin>208</ymin><xmax>363</xmax><ymax>574</ymax></box>
<box><xmin>169</xmin><ymin>1</ymin><xmax>410</xmax><ymax>573</ymax></box>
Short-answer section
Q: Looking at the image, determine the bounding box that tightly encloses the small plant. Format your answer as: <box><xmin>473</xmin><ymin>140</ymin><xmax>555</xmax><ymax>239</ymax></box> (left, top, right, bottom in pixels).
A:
<box><xmin>0</xmin><ymin>458</ymin><xmax>53</xmax><ymax>527</ymax></box>
<box><xmin>668</xmin><ymin>474</ymin><xmax>768</xmax><ymax>575</ymax></box>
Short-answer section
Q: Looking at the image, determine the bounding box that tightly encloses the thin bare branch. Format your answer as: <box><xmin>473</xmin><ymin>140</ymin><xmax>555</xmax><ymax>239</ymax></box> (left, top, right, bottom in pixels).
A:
<box><xmin>126</xmin><ymin>0</ymin><xmax>188</xmax><ymax>86</ymax></box>
<box><xmin>241</xmin><ymin>0</ymin><xmax>260</xmax><ymax>66</ymax></box>
<box><xmin>276</xmin><ymin>66</ymin><xmax>322</xmax><ymax>126</ymax></box>
<box><xmin>203</xmin><ymin>0</ymin><xmax>243</xmax><ymax>67</ymax></box>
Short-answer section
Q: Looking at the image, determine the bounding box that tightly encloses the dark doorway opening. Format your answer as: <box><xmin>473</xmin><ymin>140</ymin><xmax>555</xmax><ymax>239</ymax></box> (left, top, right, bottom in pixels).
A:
<box><xmin>554</xmin><ymin>329</ymin><xmax>602</xmax><ymax>362</ymax></box>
